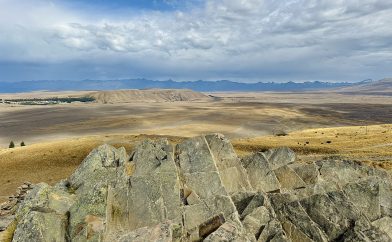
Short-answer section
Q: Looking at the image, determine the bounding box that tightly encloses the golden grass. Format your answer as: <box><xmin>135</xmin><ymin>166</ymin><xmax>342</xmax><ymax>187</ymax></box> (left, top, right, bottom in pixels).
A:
<box><xmin>232</xmin><ymin>124</ymin><xmax>392</xmax><ymax>168</ymax></box>
<box><xmin>0</xmin><ymin>124</ymin><xmax>391</xmax><ymax>202</ymax></box>
<box><xmin>0</xmin><ymin>219</ymin><xmax>17</xmax><ymax>242</ymax></box>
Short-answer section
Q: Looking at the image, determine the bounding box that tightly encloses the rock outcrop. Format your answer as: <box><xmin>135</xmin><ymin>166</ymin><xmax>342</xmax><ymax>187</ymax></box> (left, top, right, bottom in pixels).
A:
<box><xmin>2</xmin><ymin>134</ymin><xmax>392</xmax><ymax>242</ymax></box>
<box><xmin>0</xmin><ymin>182</ymin><xmax>33</xmax><ymax>242</ymax></box>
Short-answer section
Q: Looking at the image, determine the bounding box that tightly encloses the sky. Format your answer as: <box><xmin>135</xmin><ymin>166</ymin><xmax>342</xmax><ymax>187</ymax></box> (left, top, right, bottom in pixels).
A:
<box><xmin>0</xmin><ymin>0</ymin><xmax>391</xmax><ymax>83</ymax></box>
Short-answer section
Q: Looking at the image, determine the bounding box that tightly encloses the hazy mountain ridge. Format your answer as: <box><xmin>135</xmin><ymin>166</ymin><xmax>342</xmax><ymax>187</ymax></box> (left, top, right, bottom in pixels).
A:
<box><xmin>0</xmin><ymin>79</ymin><xmax>356</xmax><ymax>93</ymax></box>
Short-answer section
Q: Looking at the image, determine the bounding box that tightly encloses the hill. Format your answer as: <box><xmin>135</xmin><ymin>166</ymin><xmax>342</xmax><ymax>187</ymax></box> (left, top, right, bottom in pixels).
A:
<box><xmin>88</xmin><ymin>89</ymin><xmax>210</xmax><ymax>103</ymax></box>
<box><xmin>337</xmin><ymin>78</ymin><xmax>392</xmax><ymax>95</ymax></box>
<box><xmin>1</xmin><ymin>133</ymin><xmax>392</xmax><ymax>241</ymax></box>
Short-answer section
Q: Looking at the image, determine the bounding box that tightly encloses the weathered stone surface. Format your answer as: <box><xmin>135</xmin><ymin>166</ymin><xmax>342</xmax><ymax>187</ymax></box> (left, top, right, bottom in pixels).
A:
<box><xmin>268</xmin><ymin>232</ymin><xmax>291</xmax><ymax>242</ymax></box>
<box><xmin>316</xmin><ymin>159</ymin><xmax>369</xmax><ymax>186</ymax></box>
<box><xmin>243</xmin><ymin>206</ymin><xmax>270</xmax><ymax>239</ymax></box>
<box><xmin>198</xmin><ymin>213</ymin><xmax>225</xmax><ymax>239</ymax></box>
<box><xmin>379</xmin><ymin>180</ymin><xmax>392</xmax><ymax>217</ymax></box>
<box><xmin>69</xmin><ymin>144</ymin><xmax>128</xmax><ymax>191</ymax></box>
<box><xmin>205</xmin><ymin>134</ymin><xmax>252</xmax><ymax>194</ymax></box>
<box><xmin>105</xmin><ymin>139</ymin><xmax>182</xmax><ymax>240</ymax></box>
<box><xmin>68</xmin><ymin>145</ymin><xmax>128</xmax><ymax>241</ymax></box>
<box><xmin>263</xmin><ymin>147</ymin><xmax>296</xmax><ymax>170</ymax></box>
<box><xmin>241</xmin><ymin>153</ymin><xmax>281</xmax><ymax>193</ymax></box>
<box><xmin>0</xmin><ymin>181</ymin><xmax>34</xmax><ymax>242</ymax></box>
<box><xmin>240</xmin><ymin>193</ymin><xmax>266</xmax><ymax>220</ymax></box>
<box><xmin>270</xmin><ymin>193</ymin><xmax>329</xmax><ymax>242</ymax></box>
<box><xmin>176</xmin><ymin>136</ymin><xmax>217</xmax><ymax>174</ymax></box>
<box><xmin>257</xmin><ymin>219</ymin><xmax>287</xmax><ymax>242</ymax></box>
<box><xmin>176</xmin><ymin>136</ymin><xmax>244</xmax><ymax>236</ymax></box>
<box><xmin>299</xmin><ymin>191</ymin><xmax>363</xmax><ymax>240</ymax></box>
<box><xmin>115</xmin><ymin>222</ymin><xmax>176</xmax><ymax>242</ymax></box>
<box><xmin>12</xmin><ymin>183</ymin><xmax>75</xmax><ymax>242</ymax></box>
<box><xmin>289</xmin><ymin>163</ymin><xmax>319</xmax><ymax>185</ymax></box>
<box><xmin>231</xmin><ymin>191</ymin><xmax>258</xmax><ymax>216</ymax></box>
<box><xmin>340</xmin><ymin>221</ymin><xmax>391</xmax><ymax>242</ymax></box>
<box><xmin>13</xmin><ymin>211</ymin><xmax>68</xmax><ymax>242</ymax></box>
<box><xmin>372</xmin><ymin>216</ymin><xmax>392</xmax><ymax>239</ymax></box>
<box><xmin>343</xmin><ymin>178</ymin><xmax>381</xmax><ymax>221</ymax></box>
<box><xmin>204</xmin><ymin>222</ymin><xmax>253</xmax><ymax>242</ymax></box>
<box><xmin>274</xmin><ymin>165</ymin><xmax>307</xmax><ymax>190</ymax></box>
<box><xmin>5</xmin><ymin>134</ymin><xmax>392</xmax><ymax>242</ymax></box>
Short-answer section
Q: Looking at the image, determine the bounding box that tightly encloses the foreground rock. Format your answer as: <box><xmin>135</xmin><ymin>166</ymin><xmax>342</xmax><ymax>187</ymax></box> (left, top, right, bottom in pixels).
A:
<box><xmin>0</xmin><ymin>182</ymin><xmax>33</xmax><ymax>242</ymax></box>
<box><xmin>3</xmin><ymin>134</ymin><xmax>392</xmax><ymax>241</ymax></box>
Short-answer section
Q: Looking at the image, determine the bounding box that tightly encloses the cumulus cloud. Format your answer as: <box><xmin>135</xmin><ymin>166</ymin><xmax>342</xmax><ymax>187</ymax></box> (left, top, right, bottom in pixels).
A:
<box><xmin>0</xmin><ymin>0</ymin><xmax>391</xmax><ymax>81</ymax></box>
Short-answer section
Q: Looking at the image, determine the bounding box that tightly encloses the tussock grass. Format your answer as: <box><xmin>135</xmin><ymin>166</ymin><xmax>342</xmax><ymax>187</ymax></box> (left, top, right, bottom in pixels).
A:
<box><xmin>232</xmin><ymin>124</ymin><xmax>392</xmax><ymax>165</ymax></box>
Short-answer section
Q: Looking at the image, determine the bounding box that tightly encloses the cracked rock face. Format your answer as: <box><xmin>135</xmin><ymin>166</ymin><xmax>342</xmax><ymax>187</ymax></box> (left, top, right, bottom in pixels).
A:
<box><xmin>4</xmin><ymin>134</ymin><xmax>392</xmax><ymax>242</ymax></box>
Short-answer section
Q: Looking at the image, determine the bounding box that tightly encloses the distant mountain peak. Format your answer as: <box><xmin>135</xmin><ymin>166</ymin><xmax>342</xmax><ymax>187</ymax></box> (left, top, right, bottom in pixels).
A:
<box><xmin>359</xmin><ymin>79</ymin><xmax>374</xmax><ymax>84</ymax></box>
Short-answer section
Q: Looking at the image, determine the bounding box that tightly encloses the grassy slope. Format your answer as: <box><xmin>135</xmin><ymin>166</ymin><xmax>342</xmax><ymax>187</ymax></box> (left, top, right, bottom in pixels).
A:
<box><xmin>233</xmin><ymin>124</ymin><xmax>392</xmax><ymax>167</ymax></box>
<box><xmin>0</xmin><ymin>124</ymin><xmax>391</xmax><ymax>202</ymax></box>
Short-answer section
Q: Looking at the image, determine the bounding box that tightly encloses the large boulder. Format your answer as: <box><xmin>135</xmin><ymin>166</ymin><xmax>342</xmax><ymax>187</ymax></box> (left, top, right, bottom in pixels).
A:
<box><xmin>104</xmin><ymin>139</ymin><xmax>182</xmax><ymax>240</ymax></box>
<box><xmin>241</xmin><ymin>153</ymin><xmax>281</xmax><ymax>193</ymax></box>
<box><xmin>67</xmin><ymin>144</ymin><xmax>128</xmax><ymax>241</ymax></box>
<box><xmin>263</xmin><ymin>147</ymin><xmax>296</xmax><ymax>170</ymax></box>
<box><xmin>12</xmin><ymin>183</ymin><xmax>75</xmax><ymax>242</ymax></box>
<box><xmin>175</xmin><ymin>136</ymin><xmax>249</xmax><ymax>240</ymax></box>
<box><xmin>205</xmin><ymin>134</ymin><xmax>252</xmax><ymax>194</ymax></box>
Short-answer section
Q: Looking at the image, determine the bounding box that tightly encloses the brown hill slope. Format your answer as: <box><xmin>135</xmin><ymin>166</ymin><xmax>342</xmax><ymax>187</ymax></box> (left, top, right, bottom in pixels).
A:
<box><xmin>88</xmin><ymin>89</ymin><xmax>210</xmax><ymax>103</ymax></box>
<box><xmin>337</xmin><ymin>78</ymin><xmax>392</xmax><ymax>94</ymax></box>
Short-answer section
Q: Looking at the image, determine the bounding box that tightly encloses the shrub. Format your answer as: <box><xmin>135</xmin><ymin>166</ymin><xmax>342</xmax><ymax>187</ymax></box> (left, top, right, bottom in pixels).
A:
<box><xmin>274</xmin><ymin>130</ymin><xmax>288</xmax><ymax>137</ymax></box>
<box><xmin>9</xmin><ymin>141</ymin><xmax>15</xmax><ymax>148</ymax></box>
<box><xmin>21</xmin><ymin>141</ymin><xmax>26</xmax><ymax>147</ymax></box>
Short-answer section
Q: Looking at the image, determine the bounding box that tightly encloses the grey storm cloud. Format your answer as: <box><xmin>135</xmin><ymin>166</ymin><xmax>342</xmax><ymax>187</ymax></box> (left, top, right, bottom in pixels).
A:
<box><xmin>0</xmin><ymin>0</ymin><xmax>391</xmax><ymax>81</ymax></box>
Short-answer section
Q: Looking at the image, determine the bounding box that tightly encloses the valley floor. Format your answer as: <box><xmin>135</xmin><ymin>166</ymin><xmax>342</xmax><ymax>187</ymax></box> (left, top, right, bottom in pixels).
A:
<box><xmin>0</xmin><ymin>91</ymin><xmax>391</xmax><ymax>202</ymax></box>
<box><xmin>0</xmin><ymin>91</ymin><xmax>392</xmax><ymax>147</ymax></box>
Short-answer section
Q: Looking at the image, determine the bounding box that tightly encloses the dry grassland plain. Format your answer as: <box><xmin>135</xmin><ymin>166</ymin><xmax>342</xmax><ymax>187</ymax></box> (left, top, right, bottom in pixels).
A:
<box><xmin>0</xmin><ymin>91</ymin><xmax>391</xmax><ymax>201</ymax></box>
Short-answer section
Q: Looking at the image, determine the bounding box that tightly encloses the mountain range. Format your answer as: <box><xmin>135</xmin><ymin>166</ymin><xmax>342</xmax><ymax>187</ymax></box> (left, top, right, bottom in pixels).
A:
<box><xmin>0</xmin><ymin>79</ymin><xmax>362</xmax><ymax>93</ymax></box>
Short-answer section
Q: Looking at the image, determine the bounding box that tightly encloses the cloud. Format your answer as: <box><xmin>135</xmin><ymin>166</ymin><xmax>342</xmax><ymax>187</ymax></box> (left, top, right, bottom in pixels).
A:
<box><xmin>0</xmin><ymin>0</ymin><xmax>391</xmax><ymax>81</ymax></box>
